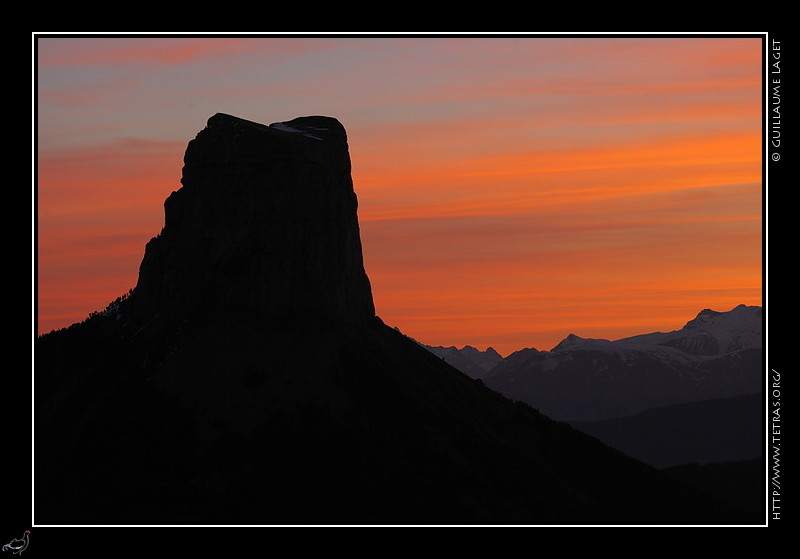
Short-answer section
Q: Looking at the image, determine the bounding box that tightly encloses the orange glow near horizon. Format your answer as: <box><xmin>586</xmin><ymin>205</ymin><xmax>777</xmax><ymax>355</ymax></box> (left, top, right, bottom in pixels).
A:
<box><xmin>35</xmin><ymin>36</ymin><xmax>764</xmax><ymax>356</ymax></box>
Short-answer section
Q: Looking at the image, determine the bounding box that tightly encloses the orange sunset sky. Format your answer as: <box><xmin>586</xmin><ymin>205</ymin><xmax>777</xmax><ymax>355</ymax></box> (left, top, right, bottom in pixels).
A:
<box><xmin>35</xmin><ymin>34</ymin><xmax>765</xmax><ymax>356</ymax></box>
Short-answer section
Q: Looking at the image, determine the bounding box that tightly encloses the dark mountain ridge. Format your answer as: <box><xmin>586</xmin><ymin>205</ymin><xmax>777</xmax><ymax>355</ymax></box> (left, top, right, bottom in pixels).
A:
<box><xmin>35</xmin><ymin>114</ymin><xmax>757</xmax><ymax>525</ymax></box>
<box><xmin>569</xmin><ymin>392</ymin><xmax>763</xmax><ymax>469</ymax></box>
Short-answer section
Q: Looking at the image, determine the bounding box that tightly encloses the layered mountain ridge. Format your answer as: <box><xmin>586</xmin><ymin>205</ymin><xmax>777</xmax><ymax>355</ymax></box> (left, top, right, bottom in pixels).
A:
<box><xmin>569</xmin><ymin>392</ymin><xmax>762</xmax><ymax>469</ymax></box>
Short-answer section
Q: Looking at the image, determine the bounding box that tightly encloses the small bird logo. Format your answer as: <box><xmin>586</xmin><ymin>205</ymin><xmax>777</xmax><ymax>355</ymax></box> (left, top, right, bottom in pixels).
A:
<box><xmin>2</xmin><ymin>531</ymin><xmax>29</xmax><ymax>555</ymax></box>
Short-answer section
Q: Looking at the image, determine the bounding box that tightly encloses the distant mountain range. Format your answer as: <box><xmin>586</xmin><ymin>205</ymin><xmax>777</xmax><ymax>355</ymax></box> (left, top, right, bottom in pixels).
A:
<box><xmin>424</xmin><ymin>304</ymin><xmax>762</xmax><ymax>422</ymax></box>
<box><xmin>422</xmin><ymin>344</ymin><xmax>503</xmax><ymax>379</ymax></box>
<box><xmin>420</xmin><ymin>307</ymin><xmax>763</xmax><ymax>476</ymax></box>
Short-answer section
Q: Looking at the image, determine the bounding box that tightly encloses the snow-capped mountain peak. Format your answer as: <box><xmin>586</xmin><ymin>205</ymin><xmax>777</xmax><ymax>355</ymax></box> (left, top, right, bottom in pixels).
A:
<box><xmin>680</xmin><ymin>304</ymin><xmax>762</xmax><ymax>354</ymax></box>
<box><xmin>551</xmin><ymin>333</ymin><xmax>613</xmax><ymax>352</ymax></box>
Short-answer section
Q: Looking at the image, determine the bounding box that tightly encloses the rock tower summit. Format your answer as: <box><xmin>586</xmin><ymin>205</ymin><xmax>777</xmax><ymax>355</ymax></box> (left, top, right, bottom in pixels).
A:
<box><xmin>133</xmin><ymin>113</ymin><xmax>375</xmax><ymax>325</ymax></box>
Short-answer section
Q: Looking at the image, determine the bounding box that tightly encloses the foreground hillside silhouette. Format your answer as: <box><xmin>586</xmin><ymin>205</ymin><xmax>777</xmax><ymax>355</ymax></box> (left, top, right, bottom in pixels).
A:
<box><xmin>35</xmin><ymin>114</ymin><xmax>759</xmax><ymax>525</ymax></box>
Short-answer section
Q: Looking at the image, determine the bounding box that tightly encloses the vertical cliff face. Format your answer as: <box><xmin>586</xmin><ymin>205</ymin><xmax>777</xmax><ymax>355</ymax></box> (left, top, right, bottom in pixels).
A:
<box><xmin>134</xmin><ymin>113</ymin><xmax>375</xmax><ymax>326</ymax></box>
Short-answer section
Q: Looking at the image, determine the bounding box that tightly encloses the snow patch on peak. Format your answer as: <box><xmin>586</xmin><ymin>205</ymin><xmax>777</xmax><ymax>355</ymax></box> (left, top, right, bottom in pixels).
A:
<box><xmin>552</xmin><ymin>334</ymin><xmax>613</xmax><ymax>352</ymax></box>
<box><xmin>686</xmin><ymin>304</ymin><xmax>760</xmax><ymax>327</ymax></box>
<box><xmin>269</xmin><ymin>121</ymin><xmax>324</xmax><ymax>141</ymax></box>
